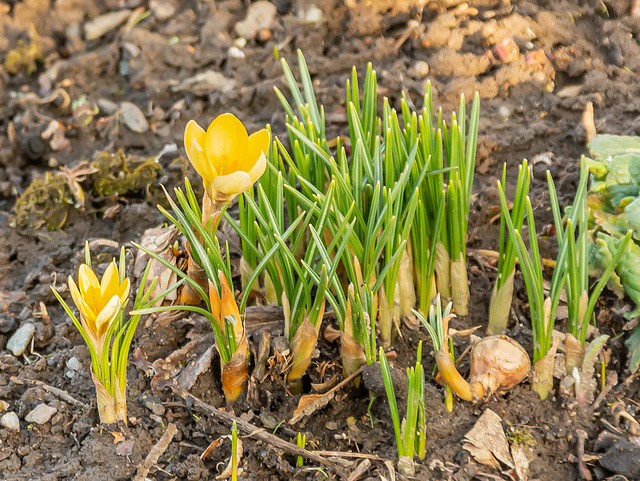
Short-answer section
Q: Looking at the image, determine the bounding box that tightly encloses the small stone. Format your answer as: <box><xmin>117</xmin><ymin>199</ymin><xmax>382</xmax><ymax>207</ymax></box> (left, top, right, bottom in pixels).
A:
<box><xmin>84</xmin><ymin>9</ymin><xmax>132</xmax><ymax>41</ymax></box>
<box><xmin>65</xmin><ymin>370</ymin><xmax>75</xmax><ymax>379</ymax></box>
<box><xmin>97</xmin><ymin>98</ymin><xmax>118</xmax><ymax>115</ymax></box>
<box><xmin>25</xmin><ymin>404</ymin><xmax>57</xmax><ymax>425</ymax></box>
<box><xmin>116</xmin><ymin>439</ymin><xmax>135</xmax><ymax>456</ymax></box>
<box><xmin>410</xmin><ymin>60</ymin><xmax>430</xmax><ymax>78</ymax></box>
<box><xmin>119</xmin><ymin>102</ymin><xmax>149</xmax><ymax>133</ymax></box>
<box><xmin>0</xmin><ymin>400</ymin><xmax>9</xmax><ymax>411</ymax></box>
<box><xmin>0</xmin><ymin>314</ymin><xmax>16</xmax><ymax>334</ymax></box>
<box><xmin>303</xmin><ymin>6</ymin><xmax>323</xmax><ymax>24</ymax></box>
<box><xmin>494</xmin><ymin>37</ymin><xmax>519</xmax><ymax>63</ymax></box>
<box><xmin>66</xmin><ymin>357</ymin><xmax>82</xmax><ymax>371</ymax></box>
<box><xmin>149</xmin><ymin>0</ymin><xmax>176</xmax><ymax>21</ymax></box>
<box><xmin>228</xmin><ymin>46</ymin><xmax>245</xmax><ymax>59</ymax></box>
<box><xmin>272</xmin><ymin>336</ymin><xmax>290</xmax><ymax>356</ymax></box>
<box><xmin>499</xmin><ymin>105</ymin><xmax>511</xmax><ymax>118</ymax></box>
<box><xmin>144</xmin><ymin>397</ymin><xmax>165</xmax><ymax>416</ymax></box>
<box><xmin>235</xmin><ymin>1</ymin><xmax>277</xmax><ymax>39</ymax></box>
<box><xmin>325</xmin><ymin>421</ymin><xmax>338</xmax><ymax>430</ymax></box>
<box><xmin>600</xmin><ymin>439</ymin><xmax>640</xmax><ymax>478</ymax></box>
<box><xmin>1</xmin><ymin>412</ymin><xmax>20</xmax><ymax>432</ymax></box>
<box><xmin>7</xmin><ymin>323</ymin><xmax>35</xmax><ymax>356</ymax></box>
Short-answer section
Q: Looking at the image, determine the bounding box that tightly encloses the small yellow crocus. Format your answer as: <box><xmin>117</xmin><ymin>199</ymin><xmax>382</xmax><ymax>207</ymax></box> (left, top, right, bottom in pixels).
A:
<box><xmin>68</xmin><ymin>262</ymin><xmax>130</xmax><ymax>354</ymax></box>
<box><xmin>184</xmin><ymin>113</ymin><xmax>269</xmax><ymax>205</ymax></box>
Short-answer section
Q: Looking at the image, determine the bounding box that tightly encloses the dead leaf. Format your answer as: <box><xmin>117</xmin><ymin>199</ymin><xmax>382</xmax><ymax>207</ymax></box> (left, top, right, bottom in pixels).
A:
<box><xmin>463</xmin><ymin>409</ymin><xmax>514</xmax><ymax>470</ymax></box>
<box><xmin>200</xmin><ymin>436</ymin><xmax>224</xmax><ymax>460</ymax></box>
<box><xmin>511</xmin><ymin>444</ymin><xmax>530</xmax><ymax>481</ymax></box>
<box><xmin>151</xmin><ymin>327</ymin><xmax>215</xmax><ymax>391</ymax></box>
<box><xmin>310</xmin><ymin>372</ymin><xmax>340</xmax><ymax>393</ymax></box>
<box><xmin>290</xmin><ymin>391</ymin><xmax>336</xmax><ymax>425</ymax></box>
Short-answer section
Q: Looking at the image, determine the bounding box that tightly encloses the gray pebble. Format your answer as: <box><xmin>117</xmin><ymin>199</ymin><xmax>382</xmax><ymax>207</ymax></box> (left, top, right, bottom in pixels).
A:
<box><xmin>66</xmin><ymin>356</ymin><xmax>82</xmax><ymax>372</ymax></box>
<box><xmin>25</xmin><ymin>404</ymin><xmax>57</xmax><ymax>425</ymax></box>
<box><xmin>7</xmin><ymin>323</ymin><xmax>35</xmax><ymax>356</ymax></box>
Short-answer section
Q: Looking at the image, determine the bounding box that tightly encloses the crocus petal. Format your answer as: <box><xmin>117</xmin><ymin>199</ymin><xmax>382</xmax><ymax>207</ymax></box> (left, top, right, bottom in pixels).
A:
<box><xmin>242</xmin><ymin>129</ymin><xmax>270</xmax><ymax>172</ymax></box>
<box><xmin>100</xmin><ymin>262</ymin><xmax>119</xmax><ymax>299</ymax></box>
<box><xmin>247</xmin><ymin>151</ymin><xmax>267</xmax><ymax>184</ymax></box>
<box><xmin>210</xmin><ymin>171</ymin><xmax>253</xmax><ymax>197</ymax></box>
<box><xmin>79</xmin><ymin>264</ymin><xmax>99</xmax><ymax>292</ymax></box>
<box><xmin>185</xmin><ymin>120</ymin><xmax>218</xmax><ymax>181</ymax></box>
<box><xmin>117</xmin><ymin>277</ymin><xmax>131</xmax><ymax>304</ymax></box>
<box><xmin>204</xmin><ymin>113</ymin><xmax>248</xmax><ymax>174</ymax></box>
<box><xmin>94</xmin><ymin>295</ymin><xmax>121</xmax><ymax>337</ymax></box>
<box><xmin>69</xmin><ymin>276</ymin><xmax>96</xmax><ymax>322</ymax></box>
<box><xmin>69</xmin><ymin>276</ymin><xmax>83</xmax><ymax>311</ymax></box>
<box><xmin>184</xmin><ymin>119</ymin><xmax>205</xmax><ymax>151</ymax></box>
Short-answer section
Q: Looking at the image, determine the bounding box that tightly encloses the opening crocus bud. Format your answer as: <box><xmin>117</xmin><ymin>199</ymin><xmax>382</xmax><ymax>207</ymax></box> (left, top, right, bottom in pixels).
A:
<box><xmin>184</xmin><ymin>114</ymin><xmax>269</xmax><ymax>206</ymax></box>
<box><xmin>469</xmin><ymin>335</ymin><xmax>530</xmax><ymax>396</ymax></box>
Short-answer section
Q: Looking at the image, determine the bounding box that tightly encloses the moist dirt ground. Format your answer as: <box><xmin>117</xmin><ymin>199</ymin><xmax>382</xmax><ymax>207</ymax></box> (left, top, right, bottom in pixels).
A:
<box><xmin>2</xmin><ymin>0</ymin><xmax>640</xmax><ymax>480</ymax></box>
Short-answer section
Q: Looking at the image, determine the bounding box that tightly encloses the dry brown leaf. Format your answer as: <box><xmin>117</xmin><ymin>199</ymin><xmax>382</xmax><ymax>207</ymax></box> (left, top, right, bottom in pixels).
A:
<box><xmin>200</xmin><ymin>436</ymin><xmax>224</xmax><ymax>460</ymax></box>
<box><xmin>290</xmin><ymin>391</ymin><xmax>336</xmax><ymax>425</ymax></box>
<box><xmin>463</xmin><ymin>409</ymin><xmax>514</xmax><ymax>470</ymax></box>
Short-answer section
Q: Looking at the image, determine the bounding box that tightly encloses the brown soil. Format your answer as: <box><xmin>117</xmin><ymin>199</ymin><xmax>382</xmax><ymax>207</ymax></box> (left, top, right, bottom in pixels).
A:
<box><xmin>2</xmin><ymin>0</ymin><xmax>640</xmax><ymax>480</ymax></box>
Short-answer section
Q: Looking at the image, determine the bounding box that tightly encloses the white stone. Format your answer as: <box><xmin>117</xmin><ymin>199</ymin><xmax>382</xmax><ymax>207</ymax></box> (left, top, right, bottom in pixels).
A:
<box><xmin>1</xmin><ymin>412</ymin><xmax>20</xmax><ymax>432</ymax></box>
<box><xmin>66</xmin><ymin>356</ymin><xmax>82</xmax><ymax>371</ymax></box>
<box><xmin>7</xmin><ymin>323</ymin><xmax>35</xmax><ymax>356</ymax></box>
<box><xmin>25</xmin><ymin>404</ymin><xmax>57</xmax><ymax>425</ymax></box>
<box><xmin>84</xmin><ymin>10</ymin><xmax>132</xmax><ymax>41</ymax></box>
<box><xmin>235</xmin><ymin>1</ymin><xmax>277</xmax><ymax>39</ymax></box>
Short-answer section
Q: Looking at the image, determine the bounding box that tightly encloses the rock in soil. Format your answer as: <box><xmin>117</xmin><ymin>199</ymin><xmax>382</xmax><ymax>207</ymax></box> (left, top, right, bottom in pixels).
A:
<box><xmin>1</xmin><ymin>412</ymin><xmax>20</xmax><ymax>432</ymax></box>
<box><xmin>600</xmin><ymin>439</ymin><xmax>640</xmax><ymax>479</ymax></box>
<box><xmin>7</xmin><ymin>322</ymin><xmax>35</xmax><ymax>356</ymax></box>
<box><xmin>25</xmin><ymin>404</ymin><xmax>57</xmax><ymax>425</ymax></box>
<box><xmin>235</xmin><ymin>1</ymin><xmax>277</xmax><ymax>39</ymax></box>
<box><xmin>84</xmin><ymin>9</ymin><xmax>132</xmax><ymax>41</ymax></box>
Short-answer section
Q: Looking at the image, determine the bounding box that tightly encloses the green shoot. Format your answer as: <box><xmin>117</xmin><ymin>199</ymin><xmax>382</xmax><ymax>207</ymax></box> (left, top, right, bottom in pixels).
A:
<box><xmin>379</xmin><ymin>343</ymin><xmax>426</xmax><ymax>473</ymax></box>
<box><xmin>488</xmin><ymin>160</ymin><xmax>531</xmax><ymax>334</ymax></box>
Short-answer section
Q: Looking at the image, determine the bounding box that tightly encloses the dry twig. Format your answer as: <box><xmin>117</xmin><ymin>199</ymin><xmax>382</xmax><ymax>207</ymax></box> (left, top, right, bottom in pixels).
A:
<box><xmin>169</xmin><ymin>384</ymin><xmax>341</xmax><ymax>475</ymax></box>
<box><xmin>134</xmin><ymin>423</ymin><xmax>178</xmax><ymax>481</ymax></box>
<box><xmin>10</xmin><ymin>376</ymin><xmax>87</xmax><ymax>409</ymax></box>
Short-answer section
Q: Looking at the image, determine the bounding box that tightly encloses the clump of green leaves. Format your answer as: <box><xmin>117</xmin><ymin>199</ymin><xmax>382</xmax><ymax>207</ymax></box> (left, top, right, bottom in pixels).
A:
<box><xmin>487</xmin><ymin>160</ymin><xmax>530</xmax><ymax>335</ymax></box>
<box><xmin>379</xmin><ymin>344</ymin><xmax>426</xmax><ymax>475</ymax></box>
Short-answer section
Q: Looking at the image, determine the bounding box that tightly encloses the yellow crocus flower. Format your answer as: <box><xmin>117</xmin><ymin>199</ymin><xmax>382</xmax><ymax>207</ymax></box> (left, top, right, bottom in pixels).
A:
<box><xmin>184</xmin><ymin>113</ymin><xmax>269</xmax><ymax>204</ymax></box>
<box><xmin>68</xmin><ymin>262</ymin><xmax>130</xmax><ymax>352</ymax></box>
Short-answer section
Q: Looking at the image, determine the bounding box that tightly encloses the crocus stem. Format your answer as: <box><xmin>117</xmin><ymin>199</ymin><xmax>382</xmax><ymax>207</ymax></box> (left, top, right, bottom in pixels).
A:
<box><xmin>202</xmin><ymin>192</ymin><xmax>225</xmax><ymax>228</ymax></box>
